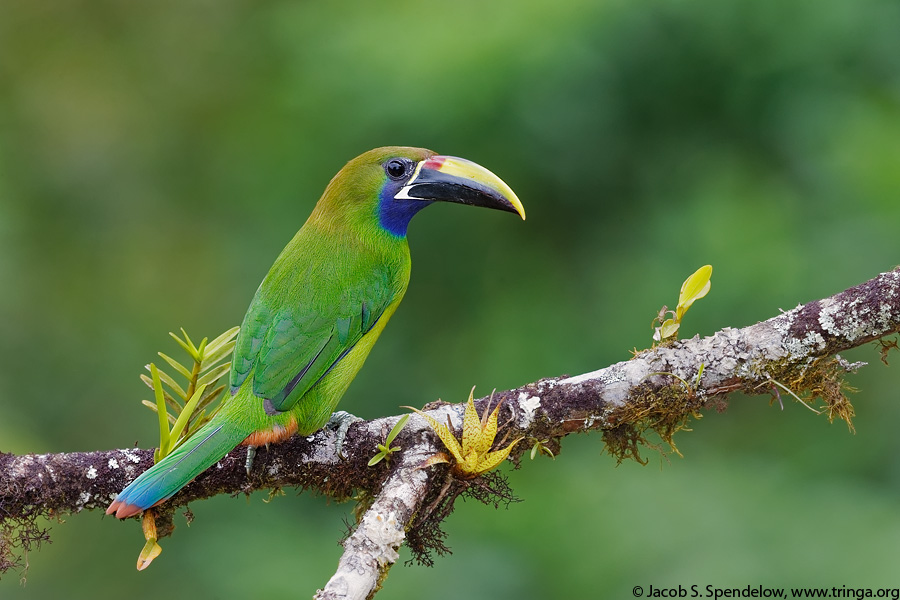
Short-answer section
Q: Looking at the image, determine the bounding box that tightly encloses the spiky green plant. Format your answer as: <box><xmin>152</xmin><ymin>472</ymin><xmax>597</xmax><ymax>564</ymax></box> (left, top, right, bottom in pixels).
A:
<box><xmin>652</xmin><ymin>265</ymin><xmax>713</xmax><ymax>342</ymax></box>
<box><xmin>140</xmin><ymin>327</ymin><xmax>239</xmax><ymax>462</ymax></box>
<box><xmin>368</xmin><ymin>414</ymin><xmax>410</xmax><ymax>466</ymax></box>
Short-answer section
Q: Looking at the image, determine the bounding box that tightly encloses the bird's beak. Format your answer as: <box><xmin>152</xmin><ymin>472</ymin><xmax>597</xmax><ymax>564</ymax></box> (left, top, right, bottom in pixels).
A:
<box><xmin>395</xmin><ymin>155</ymin><xmax>525</xmax><ymax>220</ymax></box>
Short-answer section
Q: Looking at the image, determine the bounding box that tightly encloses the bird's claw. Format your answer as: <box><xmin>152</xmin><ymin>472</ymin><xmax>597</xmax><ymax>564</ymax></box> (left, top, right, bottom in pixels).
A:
<box><xmin>327</xmin><ymin>410</ymin><xmax>363</xmax><ymax>459</ymax></box>
<box><xmin>245</xmin><ymin>445</ymin><xmax>257</xmax><ymax>475</ymax></box>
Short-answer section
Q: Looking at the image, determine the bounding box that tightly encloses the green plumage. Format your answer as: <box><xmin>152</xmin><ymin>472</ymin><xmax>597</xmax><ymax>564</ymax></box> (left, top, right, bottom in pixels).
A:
<box><xmin>231</xmin><ymin>211</ymin><xmax>406</xmax><ymax>422</ymax></box>
<box><xmin>108</xmin><ymin>146</ymin><xmax>523</xmax><ymax>519</ymax></box>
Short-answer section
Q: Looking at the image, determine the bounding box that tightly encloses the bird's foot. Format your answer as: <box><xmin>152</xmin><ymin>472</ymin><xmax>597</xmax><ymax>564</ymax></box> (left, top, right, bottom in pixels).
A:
<box><xmin>245</xmin><ymin>445</ymin><xmax>257</xmax><ymax>475</ymax></box>
<box><xmin>326</xmin><ymin>410</ymin><xmax>363</xmax><ymax>459</ymax></box>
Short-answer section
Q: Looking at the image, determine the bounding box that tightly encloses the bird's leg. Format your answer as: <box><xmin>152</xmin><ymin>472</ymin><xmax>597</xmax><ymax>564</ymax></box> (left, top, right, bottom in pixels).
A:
<box><xmin>326</xmin><ymin>410</ymin><xmax>363</xmax><ymax>459</ymax></box>
<box><xmin>245</xmin><ymin>445</ymin><xmax>257</xmax><ymax>475</ymax></box>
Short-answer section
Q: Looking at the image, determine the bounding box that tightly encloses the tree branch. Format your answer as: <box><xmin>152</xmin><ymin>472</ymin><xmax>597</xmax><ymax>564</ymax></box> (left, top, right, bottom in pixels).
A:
<box><xmin>2</xmin><ymin>267</ymin><xmax>899</xmax><ymax>597</ymax></box>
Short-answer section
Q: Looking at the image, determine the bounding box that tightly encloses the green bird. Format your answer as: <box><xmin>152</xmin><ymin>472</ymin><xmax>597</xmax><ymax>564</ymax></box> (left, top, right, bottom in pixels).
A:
<box><xmin>107</xmin><ymin>146</ymin><xmax>524</xmax><ymax>519</ymax></box>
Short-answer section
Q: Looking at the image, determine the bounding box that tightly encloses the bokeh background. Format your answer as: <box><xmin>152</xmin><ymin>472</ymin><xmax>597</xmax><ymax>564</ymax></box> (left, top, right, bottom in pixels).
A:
<box><xmin>2</xmin><ymin>0</ymin><xmax>900</xmax><ymax>598</ymax></box>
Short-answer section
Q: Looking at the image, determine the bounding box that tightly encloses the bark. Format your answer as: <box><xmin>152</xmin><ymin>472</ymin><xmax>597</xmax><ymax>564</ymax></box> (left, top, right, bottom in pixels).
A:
<box><xmin>2</xmin><ymin>267</ymin><xmax>899</xmax><ymax>598</ymax></box>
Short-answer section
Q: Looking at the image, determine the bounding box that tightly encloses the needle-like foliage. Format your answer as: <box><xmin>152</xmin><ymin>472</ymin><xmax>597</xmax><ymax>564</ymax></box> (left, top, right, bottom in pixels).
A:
<box><xmin>140</xmin><ymin>327</ymin><xmax>239</xmax><ymax>462</ymax></box>
<box><xmin>133</xmin><ymin>326</ymin><xmax>239</xmax><ymax>569</ymax></box>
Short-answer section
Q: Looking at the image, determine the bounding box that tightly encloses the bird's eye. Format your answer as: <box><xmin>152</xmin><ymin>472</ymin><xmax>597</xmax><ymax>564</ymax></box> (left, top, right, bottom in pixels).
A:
<box><xmin>385</xmin><ymin>159</ymin><xmax>408</xmax><ymax>180</ymax></box>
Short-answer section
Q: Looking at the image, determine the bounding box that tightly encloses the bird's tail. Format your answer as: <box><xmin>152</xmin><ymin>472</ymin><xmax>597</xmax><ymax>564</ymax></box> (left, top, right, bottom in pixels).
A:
<box><xmin>106</xmin><ymin>415</ymin><xmax>249</xmax><ymax>519</ymax></box>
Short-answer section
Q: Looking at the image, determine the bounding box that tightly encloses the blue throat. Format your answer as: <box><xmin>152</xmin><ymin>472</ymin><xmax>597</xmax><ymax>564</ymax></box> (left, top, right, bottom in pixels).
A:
<box><xmin>378</xmin><ymin>187</ymin><xmax>433</xmax><ymax>237</ymax></box>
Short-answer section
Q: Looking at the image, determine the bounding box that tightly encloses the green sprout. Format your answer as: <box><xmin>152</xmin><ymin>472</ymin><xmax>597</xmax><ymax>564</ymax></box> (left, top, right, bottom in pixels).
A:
<box><xmin>135</xmin><ymin>326</ymin><xmax>239</xmax><ymax>570</ymax></box>
<box><xmin>368</xmin><ymin>414</ymin><xmax>410</xmax><ymax>466</ymax></box>
<box><xmin>653</xmin><ymin>265</ymin><xmax>713</xmax><ymax>342</ymax></box>
<box><xmin>141</xmin><ymin>326</ymin><xmax>239</xmax><ymax>463</ymax></box>
<box><xmin>137</xmin><ymin>512</ymin><xmax>162</xmax><ymax>571</ymax></box>
<box><xmin>529</xmin><ymin>439</ymin><xmax>555</xmax><ymax>460</ymax></box>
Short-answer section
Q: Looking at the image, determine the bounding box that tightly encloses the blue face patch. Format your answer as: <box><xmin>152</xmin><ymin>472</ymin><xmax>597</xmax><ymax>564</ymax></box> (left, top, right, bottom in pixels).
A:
<box><xmin>378</xmin><ymin>180</ymin><xmax>433</xmax><ymax>237</ymax></box>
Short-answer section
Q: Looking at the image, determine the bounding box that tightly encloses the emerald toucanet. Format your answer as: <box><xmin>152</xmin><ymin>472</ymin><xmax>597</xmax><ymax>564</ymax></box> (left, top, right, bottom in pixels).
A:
<box><xmin>107</xmin><ymin>146</ymin><xmax>525</xmax><ymax>519</ymax></box>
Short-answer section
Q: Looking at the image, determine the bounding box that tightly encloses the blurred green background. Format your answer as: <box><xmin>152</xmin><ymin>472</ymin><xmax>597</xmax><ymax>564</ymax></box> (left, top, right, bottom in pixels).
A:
<box><xmin>2</xmin><ymin>0</ymin><xmax>900</xmax><ymax>597</ymax></box>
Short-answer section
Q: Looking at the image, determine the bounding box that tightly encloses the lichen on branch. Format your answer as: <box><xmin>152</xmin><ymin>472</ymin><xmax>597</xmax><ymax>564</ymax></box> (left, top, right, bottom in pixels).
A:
<box><xmin>2</xmin><ymin>267</ymin><xmax>899</xmax><ymax>598</ymax></box>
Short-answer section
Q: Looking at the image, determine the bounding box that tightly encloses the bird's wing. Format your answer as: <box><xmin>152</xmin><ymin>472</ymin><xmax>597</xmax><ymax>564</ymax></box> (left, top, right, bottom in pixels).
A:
<box><xmin>230</xmin><ymin>266</ymin><xmax>396</xmax><ymax>413</ymax></box>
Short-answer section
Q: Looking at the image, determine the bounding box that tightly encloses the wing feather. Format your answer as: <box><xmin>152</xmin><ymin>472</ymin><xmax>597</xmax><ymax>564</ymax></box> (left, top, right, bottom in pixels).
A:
<box><xmin>230</xmin><ymin>260</ymin><xmax>396</xmax><ymax>413</ymax></box>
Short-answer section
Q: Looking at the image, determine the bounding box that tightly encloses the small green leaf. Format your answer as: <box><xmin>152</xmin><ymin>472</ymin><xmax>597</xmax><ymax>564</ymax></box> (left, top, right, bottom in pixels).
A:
<box><xmin>676</xmin><ymin>265</ymin><xmax>712</xmax><ymax>320</ymax></box>
<box><xmin>141</xmin><ymin>373</ymin><xmax>184</xmax><ymax>413</ymax></box>
<box><xmin>141</xmin><ymin>400</ymin><xmax>177</xmax><ymax>425</ymax></box>
<box><xmin>157</xmin><ymin>352</ymin><xmax>193</xmax><ymax>381</ymax></box>
<box><xmin>367</xmin><ymin>415</ymin><xmax>410</xmax><ymax>466</ymax></box>
<box><xmin>195</xmin><ymin>336</ymin><xmax>208</xmax><ymax>360</ymax></box>
<box><xmin>197</xmin><ymin>362</ymin><xmax>231</xmax><ymax>387</ymax></box>
<box><xmin>203</xmin><ymin>328</ymin><xmax>239</xmax><ymax>366</ymax></box>
<box><xmin>195</xmin><ymin>384</ymin><xmax>226</xmax><ymax>414</ymax></box>
<box><xmin>161</xmin><ymin>390</ymin><xmax>183</xmax><ymax>414</ymax></box>
<box><xmin>385</xmin><ymin>414</ymin><xmax>410</xmax><ymax>446</ymax></box>
<box><xmin>137</xmin><ymin>511</ymin><xmax>163</xmax><ymax>571</ymax></box>
<box><xmin>529</xmin><ymin>439</ymin><xmax>555</xmax><ymax>460</ymax></box>
<box><xmin>150</xmin><ymin>366</ymin><xmax>188</xmax><ymax>401</ymax></box>
<box><xmin>150</xmin><ymin>364</ymin><xmax>171</xmax><ymax>458</ymax></box>
<box><xmin>205</xmin><ymin>326</ymin><xmax>240</xmax><ymax>355</ymax></box>
<box><xmin>169</xmin><ymin>383</ymin><xmax>208</xmax><ymax>449</ymax></box>
<box><xmin>659</xmin><ymin>318</ymin><xmax>680</xmax><ymax>339</ymax></box>
<box><xmin>169</xmin><ymin>331</ymin><xmax>196</xmax><ymax>361</ymax></box>
<box><xmin>180</xmin><ymin>328</ymin><xmax>200</xmax><ymax>357</ymax></box>
<box><xmin>200</xmin><ymin>344</ymin><xmax>236</xmax><ymax>373</ymax></box>
<box><xmin>694</xmin><ymin>363</ymin><xmax>705</xmax><ymax>387</ymax></box>
<box><xmin>187</xmin><ymin>409</ymin><xmax>206</xmax><ymax>433</ymax></box>
<box><xmin>137</xmin><ymin>539</ymin><xmax>162</xmax><ymax>571</ymax></box>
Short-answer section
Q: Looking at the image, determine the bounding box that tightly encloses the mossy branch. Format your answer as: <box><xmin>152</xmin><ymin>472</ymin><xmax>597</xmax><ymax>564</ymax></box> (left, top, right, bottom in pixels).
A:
<box><xmin>1</xmin><ymin>267</ymin><xmax>899</xmax><ymax>598</ymax></box>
